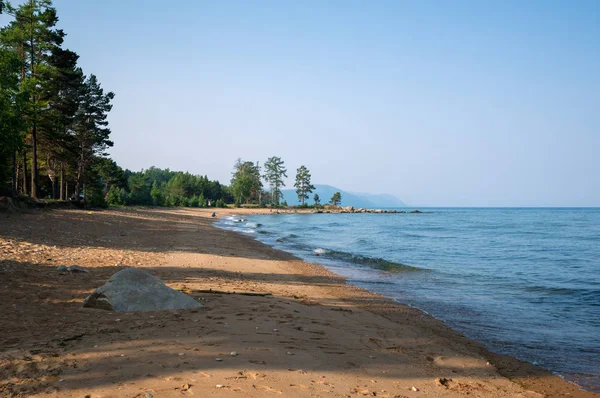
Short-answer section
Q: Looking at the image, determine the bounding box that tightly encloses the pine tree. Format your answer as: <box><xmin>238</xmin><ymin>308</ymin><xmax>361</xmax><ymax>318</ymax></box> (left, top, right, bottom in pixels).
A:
<box><xmin>294</xmin><ymin>165</ymin><xmax>315</xmax><ymax>206</ymax></box>
<box><xmin>0</xmin><ymin>44</ymin><xmax>23</xmax><ymax>195</ymax></box>
<box><xmin>41</xmin><ymin>48</ymin><xmax>83</xmax><ymax>199</ymax></box>
<box><xmin>231</xmin><ymin>158</ymin><xmax>262</xmax><ymax>204</ymax></box>
<box><xmin>0</xmin><ymin>0</ymin><xmax>65</xmax><ymax>198</ymax></box>
<box><xmin>263</xmin><ymin>156</ymin><xmax>287</xmax><ymax>207</ymax></box>
<box><xmin>313</xmin><ymin>193</ymin><xmax>320</xmax><ymax>206</ymax></box>
<box><xmin>73</xmin><ymin>74</ymin><xmax>114</xmax><ymax>202</ymax></box>
<box><xmin>330</xmin><ymin>191</ymin><xmax>342</xmax><ymax>206</ymax></box>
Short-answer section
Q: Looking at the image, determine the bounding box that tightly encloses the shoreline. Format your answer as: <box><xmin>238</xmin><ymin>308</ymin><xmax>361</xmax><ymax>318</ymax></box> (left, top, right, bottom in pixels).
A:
<box><xmin>212</xmin><ymin>208</ymin><xmax>598</xmax><ymax>395</ymax></box>
<box><xmin>0</xmin><ymin>207</ymin><xmax>596</xmax><ymax>397</ymax></box>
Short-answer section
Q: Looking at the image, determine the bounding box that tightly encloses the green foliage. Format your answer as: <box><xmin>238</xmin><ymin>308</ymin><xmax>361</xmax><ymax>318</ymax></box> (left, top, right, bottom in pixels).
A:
<box><xmin>198</xmin><ymin>193</ymin><xmax>207</xmax><ymax>208</ymax></box>
<box><xmin>112</xmin><ymin>167</ymin><xmax>232</xmax><ymax>207</ymax></box>
<box><xmin>0</xmin><ymin>0</ymin><xmax>119</xmax><ymax>200</ymax></box>
<box><xmin>263</xmin><ymin>156</ymin><xmax>287</xmax><ymax>207</ymax></box>
<box><xmin>231</xmin><ymin>158</ymin><xmax>262</xmax><ymax>205</ymax></box>
<box><xmin>313</xmin><ymin>193</ymin><xmax>320</xmax><ymax>206</ymax></box>
<box><xmin>1</xmin><ymin>0</ymin><xmax>66</xmax><ymax>198</ymax></box>
<box><xmin>330</xmin><ymin>191</ymin><xmax>342</xmax><ymax>206</ymax></box>
<box><xmin>87</xmin><ymin>190</ymin><xmax>108</xmax><ymax>208</ymax></box>
<box><xmin>150</xmin><ymin>181</ymin><xmax>162</xmax><ymax>206</ymax></box>
<box><xmin>188</xmin><ymin>195</ymin><xmax>199</xmax><ymax>207</ymax></box>
<box><xmin>294</xmin><ymin>165</ymin><xmax>315</xmax><ymax>206</ymax></box>
<box><xmin>106</xmin><ymin>185</ymin><xmax>125</xmax><ymax>206</ymax></box>
<box><xmin>0</xmin><ymin>45</ymin><xmax>22</xmax><ymax>194</ymax></box>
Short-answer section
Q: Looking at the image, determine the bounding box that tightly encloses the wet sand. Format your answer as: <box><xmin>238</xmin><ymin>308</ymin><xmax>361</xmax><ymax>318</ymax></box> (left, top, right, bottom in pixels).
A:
<box><xmin>0</xmin><ymin>207</ymin><xmax>596</xmax><ymax>397</ymax></box>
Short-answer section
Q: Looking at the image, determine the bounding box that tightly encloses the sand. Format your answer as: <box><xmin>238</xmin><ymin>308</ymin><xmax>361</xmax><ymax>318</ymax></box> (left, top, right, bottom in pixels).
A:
<box><xmin>0</xmin><ymin>207</ymin><xmax>596</xmax><ymax>398</ymax></box>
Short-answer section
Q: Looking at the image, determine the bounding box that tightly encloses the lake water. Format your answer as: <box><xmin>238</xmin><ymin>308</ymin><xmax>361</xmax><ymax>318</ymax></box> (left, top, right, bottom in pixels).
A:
<box><xmin>216</xmin><ymin>208</ymin><xmax>600</xmax><ymax>392</ymax></box>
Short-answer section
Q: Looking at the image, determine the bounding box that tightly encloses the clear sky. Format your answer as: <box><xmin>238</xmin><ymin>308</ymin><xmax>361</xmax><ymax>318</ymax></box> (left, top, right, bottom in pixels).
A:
<box><xmin>2</xmin><ymin>1</ymin><xmax>599</xmax><ymax>206</ymax></box>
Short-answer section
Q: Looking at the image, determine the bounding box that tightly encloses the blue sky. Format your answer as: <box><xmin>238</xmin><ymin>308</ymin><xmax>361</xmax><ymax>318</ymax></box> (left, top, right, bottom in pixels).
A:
<box><xmin>2</xmin><ymin>1</ymin><xmax>599</xmax><ymax>206</ymax></box>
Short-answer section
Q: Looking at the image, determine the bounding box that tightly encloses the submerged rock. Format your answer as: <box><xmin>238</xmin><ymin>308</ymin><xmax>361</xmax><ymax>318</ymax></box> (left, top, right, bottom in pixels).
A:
<box><xmin>83</xmin><ymin>268</ymin><xmax>202</xmax><ymax>312</ymax></box>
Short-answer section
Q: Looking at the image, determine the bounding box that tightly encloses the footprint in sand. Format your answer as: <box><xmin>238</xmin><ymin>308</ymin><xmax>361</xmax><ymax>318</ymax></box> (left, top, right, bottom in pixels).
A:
<box><xmin>290</xmin><ymin>384</ymin><xmax>309</xmax><ymax>390</ymax></box>
<box><xmin>253</xmin><ymin>384</ymin><xmax>282</xmax><ymax>394</ymax></box>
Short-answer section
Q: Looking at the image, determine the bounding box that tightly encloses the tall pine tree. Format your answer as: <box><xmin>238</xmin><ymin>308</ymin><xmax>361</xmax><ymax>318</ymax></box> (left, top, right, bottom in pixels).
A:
<box><xmin>294</xmin><ymin>165</ymin><xmax>315</xmax><ymax>206</ymax></box>
<box><xmin>263</xmin><ymin>156</ymin><xmax>287</xmax><ymax>207</ymax></box>
<box><xmin>73</xmin><ymin>74</ymin><xmax>114</xmax><ymax>201</ymax></box>
<box><xmin>0</xmin><ymin>0</ymin><xmax>64</xmax><ymax>198</ymax></box>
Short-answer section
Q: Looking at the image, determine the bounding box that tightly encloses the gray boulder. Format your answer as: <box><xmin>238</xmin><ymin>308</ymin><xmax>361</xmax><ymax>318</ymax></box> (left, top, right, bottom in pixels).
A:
<box><xmin>83</xmin><ymin>268</ymin><xmax>202</xmax><ymax>312</ymax></box>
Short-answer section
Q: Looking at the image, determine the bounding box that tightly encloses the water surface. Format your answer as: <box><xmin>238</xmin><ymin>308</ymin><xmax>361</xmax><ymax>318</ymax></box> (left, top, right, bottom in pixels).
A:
<box><xmin>217</xmin><ymin>208</ymin><xmax>600</xmax><ymax>391</ymax></box>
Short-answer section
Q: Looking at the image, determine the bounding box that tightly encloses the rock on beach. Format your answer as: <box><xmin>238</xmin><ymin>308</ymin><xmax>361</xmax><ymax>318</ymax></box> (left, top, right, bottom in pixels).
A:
<box><xmin>83</xmin><ymin>268</ymin><xmax>203</xmax><ymax>312</ymax></box>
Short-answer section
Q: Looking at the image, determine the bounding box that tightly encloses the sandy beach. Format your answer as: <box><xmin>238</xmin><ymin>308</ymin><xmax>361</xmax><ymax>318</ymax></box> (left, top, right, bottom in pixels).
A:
<box><xmin>0</xmin><ymin>207</ymin><xmax>596</xmax><ymax>398</ymax></box>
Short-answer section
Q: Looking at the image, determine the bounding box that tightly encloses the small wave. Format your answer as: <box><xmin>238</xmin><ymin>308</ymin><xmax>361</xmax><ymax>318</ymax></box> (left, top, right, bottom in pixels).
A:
<box><xmin>233</xmin><ymin>228</ymin><xmax>255</xmax><ymax>234</ymax></box>
<box><xmin>314</xmin><ymin>248</ymin><xmax>328</xmax><ymax>255</ymax></box>
<box><xmin>523</xmin><ymin>285</ymin><xmax>600</xmax><ymax>300</ymax></box>
<box><xmin>348</xmin><ymin>279</ymin><xmax>396</xmax><ymax>285</ymax></box>
<box><xmin>224</xmin><ymin>215</ymin><xmax>247</xmax><ymax>223</ymax></box>
<box><xmin>275</xmin><ymin>233</ymin><xmax>298</xmax><ymax>243</ymax></box>
<box><xmin>320</xmin><ymin>249</ymin><xmax>423</xmax><ymax>273</ymax></box>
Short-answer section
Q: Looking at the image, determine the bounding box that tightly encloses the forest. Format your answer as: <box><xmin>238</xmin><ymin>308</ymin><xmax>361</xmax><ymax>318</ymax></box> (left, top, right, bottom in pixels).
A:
<box><xmin>0</xmin><ymin>1</ymin><xmax>338</xmax><ymax>209</ymax></box>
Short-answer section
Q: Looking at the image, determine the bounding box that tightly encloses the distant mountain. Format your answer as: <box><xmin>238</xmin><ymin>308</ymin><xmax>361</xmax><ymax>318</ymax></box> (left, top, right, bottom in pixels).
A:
<box><xmin>280</xmin><ymin>184</ymin><xmax>406</xmax><ymax>208</ymax></box>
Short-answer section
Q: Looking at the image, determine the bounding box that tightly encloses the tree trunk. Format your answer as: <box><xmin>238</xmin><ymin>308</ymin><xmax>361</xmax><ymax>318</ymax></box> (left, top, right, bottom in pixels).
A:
<box><xmin>76</xmin><ymin>143</ymin><xmax>84</xmax><ymax>199</ymax></box>
<box><xmin>59</xmin><ymin>167</ymin><xmax>64</xmax><ymax>200</ymax></box>
<box><xmin>11</xmin><ymin>151</ymin><xmax>17</xmax><ymax>197</ymax></box>
<box><xmin>65</xmin><ymin>182</ymin><xmax>69</xmax><ymax>201</ymax></box>
<box><xmin>29</xmin><ymin>11</ymin><xmax>38</xmax><ymax>199</ymax></box>
<box><xmin>31</xmin><ymin>123</ymin><xmax>38</xmax><ymax>198</ymax></box>
<box><xmin>15</xmin><ymin>157</ymin><xmax>20</xmax><ymax>194</ymax></box>
<box><xmin>22</xmin><ymin>151</ymin><xmax>28</xmax><ymax>196</ymax></box>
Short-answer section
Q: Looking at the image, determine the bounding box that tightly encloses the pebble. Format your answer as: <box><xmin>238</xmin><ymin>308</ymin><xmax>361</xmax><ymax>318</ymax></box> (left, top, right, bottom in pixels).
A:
<box><xmin>273</xmin><ymin>328</ymin><xmax>279</xmax><ymax>332</ymax></box>
<box><xmin>56</xmin><ymin>265</ymin><xmax>68</xmax><ymax>272</ymax></box>
<box><xmin>230</xmin><ymin>351</ymin><xmax>238</xmax><ymax>356</ymax></box>
<box><xmin>145</xmin><ymin>393</ymin><xmax>153</xmax><ymax>398</ymax></box>
<box><xmin>411</xmin><ymin>386</ymin><xmax>419</xmax><ymax>392</ymax></box>
<box><xmin>215</xmin><ymin>357</ymin><xmax>223</xmax><ymax>361</ymax></box>
<box><xmin>178</xmin><ymin>353</ymin><xmax>185</xmax><ymax>356</ymax></box>
<box><xmin>216</xmin><ymin>384</ymin><xmax>225</xmax><ymax>388</ymax></box>
<box><xmin>287</xmin><ymin>352</ymin><xmax>293</xmax><ymax>355</ymax></box>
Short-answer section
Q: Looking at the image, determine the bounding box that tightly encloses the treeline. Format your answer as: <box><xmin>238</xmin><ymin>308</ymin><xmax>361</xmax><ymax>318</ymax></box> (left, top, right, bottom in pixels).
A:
<box><xmin>106</xmin><ymin>166</ymin><xmax>232</xmax><ymax>208</ymax></box>
<box><xmin>230</xmin><ymin>156</ymin><xmax>341</xmax><ymax>207</ymax></box>
<box><xmin>0</xmin><ymin>1</ymin><xmax>338</xmax><ymax>210</ymax></box>
<box><xmin>0</xmin><ymin>0</ymin><xmax>115</xmax><ymax>203</ymax></box>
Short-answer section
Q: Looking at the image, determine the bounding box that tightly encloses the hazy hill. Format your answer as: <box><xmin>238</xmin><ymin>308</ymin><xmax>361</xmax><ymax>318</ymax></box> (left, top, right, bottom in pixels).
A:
<box><xmin>281</xmin><ymin>184</ymin><xmax>406</xmax><ymax>208</ymax></box>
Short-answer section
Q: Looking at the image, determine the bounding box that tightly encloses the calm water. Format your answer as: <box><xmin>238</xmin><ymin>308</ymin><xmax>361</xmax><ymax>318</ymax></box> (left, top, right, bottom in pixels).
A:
<box><xmin>216</xmin><ymin>208</ymin><xmax>600</xmax><ymax>391</ymax></box>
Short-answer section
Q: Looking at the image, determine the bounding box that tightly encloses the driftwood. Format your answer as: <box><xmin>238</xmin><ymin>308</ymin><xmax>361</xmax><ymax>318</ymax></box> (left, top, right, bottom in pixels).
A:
<box><xmin>190</xmin><ymin>289</ymin><xmax>272</xmax><ymax>297</ymax></box>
